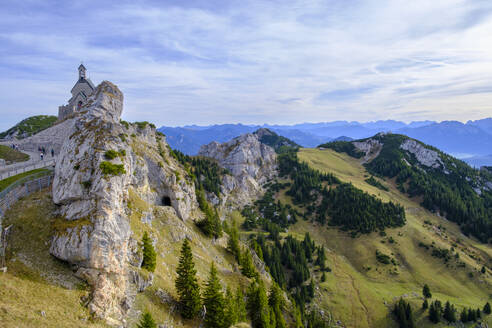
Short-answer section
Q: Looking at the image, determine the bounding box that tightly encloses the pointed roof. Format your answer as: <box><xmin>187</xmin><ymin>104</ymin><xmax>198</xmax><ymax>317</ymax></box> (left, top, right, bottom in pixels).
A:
<box><xmin>78</xmin><ymin>63</ymin><xmax>86</xmax><ymax>70</ymax></box>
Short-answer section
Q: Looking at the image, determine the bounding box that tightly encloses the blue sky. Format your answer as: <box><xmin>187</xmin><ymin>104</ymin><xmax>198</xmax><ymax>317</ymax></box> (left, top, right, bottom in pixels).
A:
<box><xmin>1</xmin><ymin>0</ymin><xmax>492</xmax><ymax>131</ymax></box>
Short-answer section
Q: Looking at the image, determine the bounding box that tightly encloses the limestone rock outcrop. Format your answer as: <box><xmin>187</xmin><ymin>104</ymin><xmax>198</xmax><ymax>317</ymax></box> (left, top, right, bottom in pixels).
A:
<box><xmin>50</xmin><ymin>81</ymin><xmax>197</xmax><ymax>325</ymax></box>
<box><xmin>400</xmin><ymin>139</ymin><xmax>445</xmax><ymax>169</ymax></box>
<box><xmin>198</xmin><ymin>132</ymin><xmax>277</xmax><ymax>207</ymax></box>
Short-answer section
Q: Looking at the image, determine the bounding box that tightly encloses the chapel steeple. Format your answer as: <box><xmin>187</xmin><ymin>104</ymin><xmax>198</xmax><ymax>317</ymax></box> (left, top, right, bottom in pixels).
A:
<box><xmin>78</xmin><ymin>64</ymin><xmax>87</xmax><ymax>79</ymax></box>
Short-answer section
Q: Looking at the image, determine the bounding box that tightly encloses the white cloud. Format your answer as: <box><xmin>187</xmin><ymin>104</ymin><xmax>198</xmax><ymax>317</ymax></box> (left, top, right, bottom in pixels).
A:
<box><xmin>0</xmin><ymin>0</ymin><xmax>492</xmax><ymax>131</ymax></box>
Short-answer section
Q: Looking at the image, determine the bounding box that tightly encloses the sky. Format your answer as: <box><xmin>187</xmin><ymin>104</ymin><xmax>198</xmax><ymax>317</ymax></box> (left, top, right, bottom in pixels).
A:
<box><xmin>1</xmin><ymin>0</ymin><xmax>492</xmax><ymax>131</ymax></box>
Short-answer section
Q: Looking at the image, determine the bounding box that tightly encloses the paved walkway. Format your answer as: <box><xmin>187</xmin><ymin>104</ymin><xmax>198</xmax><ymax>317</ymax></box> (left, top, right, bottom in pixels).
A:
<box><xmin>0</xmin><ymin>148</ymin><xmax>57</xmax><ymax>180</ymax></box>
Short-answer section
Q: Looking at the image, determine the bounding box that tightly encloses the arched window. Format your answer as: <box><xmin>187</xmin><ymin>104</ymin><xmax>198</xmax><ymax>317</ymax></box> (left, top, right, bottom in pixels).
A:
<box><xmin>77</xmin><ymin>101</ymin><xmax>83</xmax><ymax>110</ymax></box>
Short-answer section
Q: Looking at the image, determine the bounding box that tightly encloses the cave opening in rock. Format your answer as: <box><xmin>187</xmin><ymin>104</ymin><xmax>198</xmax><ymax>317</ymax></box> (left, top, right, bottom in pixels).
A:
<box><xmin>161</xmin><ymin>196</ymin><xmax>172</xmax><ymax>206</ymax></box>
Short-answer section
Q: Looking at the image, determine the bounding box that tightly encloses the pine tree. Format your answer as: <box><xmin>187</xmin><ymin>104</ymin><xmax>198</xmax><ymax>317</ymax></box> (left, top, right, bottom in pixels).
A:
<box><xmin>315</xmin><ymin>246</ymin><xmax>326</xmax><ymax>270</ymax></box>
<box><xmin>422</xmin><ymin>284</ymin><xmax>432</xmax><ymax>298</ymax></box>
<box><xmin>481</xmin><ymin>266</ymin><xmax>486</xmax><ymax>274</ymax></box>
<box><xmin>141</xmin><ymin>232</ymin><xmax>157</xmax><ymax>272</ymax></box>
<box><xmin>393</xmin><ymin>299</ymin><xmax>415</xmax><ymax>328</ymax></box>
<box><xmin>429</xmin><ymin>300</ymin><xmax>442</xmax><ymax>323</ymax></box>
<box><xmin>476</xmin><ymin>308</ymin><xmax>481</xmax><ymax>319</ymax></box>
<box><xmin>468</xmin><ymin>308</ymin><xmax>476</xmax><ymax>321</ymax></box>
<box><xmin>241</xmin><ymin>248</ymin><xmax>257</xmax><ymax>278</ymax></box>
<box><xmin>247</xmin><ymin>281</ymin><xmax>271</xmax><ymax>328</ymax></box>
<box><xmin>235</xmin><ymin>286</ymin><xmax>247</xmax><ymax>323</ymax></box>
<box><xmin>224</xmin><ymin>287</ymin><xmax>237</xmax><ymax>328</ymax></box>
<box><xmin>175</xmin><ymin>239</ymin><xmax>201</xmax><ymax>319</ymax></box>
<box><xmin>484</xmin><ymin>302</ymin><xmax>491</xmax><ymax>314</ymax></box>
<box><xmin>137</xmin><ymin>311</ymin><xmax>157</xmax><ymax>328</ymax></box>
<box><xmin>268</xmin><ymin>283</ymin><xmax>286</xmax><ymax>328</ymax></box>
<box><xmin>203</xmin><ymin>263</ymin><xmax>225</xmax><ymax>328</ymax></box>
<box><xmin>321</xmin><ymin>272</ymin><xmax>326</xmax><ymax>282</ymax></box>
<box><xmin>422</xmin><ymin>299</ymin><xmax>428</xmax><ymax>310</ymax></box>
<box><xmin>227</xmin><ymin>222</ymin><xmax>241</xmax><ymax>263</ymax></box>
<box><xmin>294</xmin><ymin>305</ymin><xmax>304</xmax><ymax>328</ymax></box>
<box><xmin>460</xmin><ymin>308</ymin><xmax>468</xmax><ymax>322</ymax></box>
<box><xmin>196</xmin><ymin>187</ymin><xmax>223</xmax><ymax>238</ymax></box>
<box><xmin>443</xmin><ymin>301</ymin><xmax>456</xmax><ymax>322</ymax></box>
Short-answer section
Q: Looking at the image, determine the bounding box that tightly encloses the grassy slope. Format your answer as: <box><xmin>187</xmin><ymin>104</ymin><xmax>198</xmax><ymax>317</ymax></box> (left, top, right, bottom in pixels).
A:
<box><xmin>0</xmin><ymin>145</ymin><xmax>29</xmax><ymax>164</ymax></box>
<box><xmin>125</xmin><ymin>188</ymin><xmax>253</xmax><ymax>327</ymax></box>
<box><xmin>0</xmin><ymin>168</ymin><xmax>50</xmax><ymax>192</ymax></box>
<box><xmin>0</xmin><ymin>190</ymin><xmax>106</xmax><ymax>328</ymax></box>
<box><xmin>0</xmin><ymin>186</ymin><xmax>252</xmax><ymax>327</ymax></box>
<box><xmin>0</xmin><ymin>115</ymin><xmax>57</xmax><ymax>139</ymax></box>
<box><xmin>294</xmin><ymin>148</ymin><xmax>492</xmax><ymax>328</ymax></box>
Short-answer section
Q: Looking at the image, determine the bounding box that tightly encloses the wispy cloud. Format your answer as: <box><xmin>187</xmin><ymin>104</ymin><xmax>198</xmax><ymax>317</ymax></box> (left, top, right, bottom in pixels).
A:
<box><xmin>1</xmin><ymin>0</ymin><xmax>492</xmax><ymax>131</ymax></box>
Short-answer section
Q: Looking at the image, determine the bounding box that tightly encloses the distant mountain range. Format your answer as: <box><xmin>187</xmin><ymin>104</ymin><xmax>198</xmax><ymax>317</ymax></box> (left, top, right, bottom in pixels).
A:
<box><xmin>159</xmin><ymin>118</ymin><xmax>492</xmax><ymax>167</ymax></box>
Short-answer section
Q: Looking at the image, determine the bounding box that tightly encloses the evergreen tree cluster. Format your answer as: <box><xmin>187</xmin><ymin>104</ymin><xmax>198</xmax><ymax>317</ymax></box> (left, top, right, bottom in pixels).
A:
<box><xmin>393</xmin><ymin>298</ymin><xmax>415</xmax><ymax>328</ymax></box>
<box><xmin>365</xmin><ymin>175</ymin><xmax>389</xmax><ymax>191</ymax></box>
<box><xmin>170</xmin><ymin>149</ymin><xmax>229</xmax><ymax>196</ymax></box>
<box><xmin>276</xmin><ymin>148</ymin><xmax>406</xmax><ymax>234</ymax></box>
<box><xmin>254</xmin><ymin>232</ymin><xmax>325</xmax><ymax>313</ymax></box>
<box><xmin>317</xmin><ymin>141</ymin><xmax>364</xmax><ymax>158</ymax></box>
<box><xmin>318</xmin><ymin>183</ymin><xmax>406</xmax><ymax>233</ymax></box>
<box><xmin>459</xmin><ymin>307</ymin><xmax>482</xmax><ymax>323</ymax></box>
<box><xmin>419</xmin><ymin>285</ymin><xmax>488</xmax><ymax>325</ymax></box>
<box><xmin>348</xmin><ymin>133</ymin><xmax>492</xmax><ymax>243</ymax></box>
<box><xmin>428</xmin><ymin>300</ymin><xmax>442</xmax><ymax>323</ymax></box>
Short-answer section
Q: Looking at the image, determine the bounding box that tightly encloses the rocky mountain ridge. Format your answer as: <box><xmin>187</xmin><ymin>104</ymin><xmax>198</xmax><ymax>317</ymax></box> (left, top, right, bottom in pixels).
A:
<box><xmin>198</xmin><ymin>129</ymin><xmax>278</xmax><ymax>208</ymax></box>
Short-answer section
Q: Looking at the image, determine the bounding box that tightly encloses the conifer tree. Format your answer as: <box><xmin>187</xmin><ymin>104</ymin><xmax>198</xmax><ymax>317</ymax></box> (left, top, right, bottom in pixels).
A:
<box><xmin>268</xmin><ymin>283</ymin><xmax>286</xmax><ymax>328</ymax></box>
<box><xmin>460</xmin><ymin>307</ymin><xmax>468</xmax><ymax>322</ymax></box>
<box><xmin>224</xmin><ymin>287</ymin><xmax>237</xmax><ymax>328</ymax></box>
<box><xmin>294</xmin><ymin>305</ymin><xmax>304</xmax><ymax>328</ymax></box>
<box><xmin>428</xmin><ymin>300</ymin><xmax>442</xmax><ymax>323</ymax></box>
<box><xmin>247</xmin><ymin>281</ymin><xmax>271</xmax><ymax>328</ymax></box>
<box><xmin>235</xmin><ymin>286</ymin><xmax>247</xmax><ymax>323</ymax></box>
<box><xmin>141</xmin><ymin>232</ymin><xmax>157</xmax><ymax>272</ymax></box>
<box><xmin>422</xmin><ymin>284</ymin><xmax>432</xmax><ymax>298</ymax></box>
<box><xmin>476</xmin><ymin>308</ymin><xmax>481</xmax><ymax>319</ymax></box>
<box><xmin>468</xmin><ymin>308</ymin><xmax>476</xmax><ymax>321</ymax></box>
<box><xmin>137</xmin><ymin>311</ymin><xmax>157</xmax><ymax>328</ymax></box>
<box><xmin>422</xmin><ymin>299</ymin><xmax>428</xmax><ymax>310</ymax></box>
<box><xmin>241</xmin><ymin>248</ymin><xmax>257</xmax><ymax>278</ymax></box>
<box><xmin>484</xmin><ymin>302</ymin><xmax>491</xmax><ymax>314</ymax></box>
<box><xmin>228</xmin><ymin>222</ymin><xmax>241</xmax><ymax>263</ymax></box>
<box><xmin>315</xmin><ymin>246</ymin><xmax>326</xmax><ymax>270</ymax></box>
<box><xmin>321</xmin><ymin>272</ymin><xmax>326</xmax><ymax>282</ymax></box>
<box><xmin>203</xmin><ymin>263</ymin><xmax>226</xmax><ymax>328</ymax></box>
<box><xmin>196</xmin><ymin>187</ymin><xmax>223</xmax><ymax>238</ymax></box>
<box><xmin>393</xmin><ymin>298</ymin><xmax>415</xmax><ymax>328</ymax></box>
<box><xmin>443</xmin><ymin>301</ymin><xmax>456</xmax><ymax>322</ymax></box>
<box><xmin>175</xmin><ymin>239</ymin><xmax>201</xmax><ymax>319</ymax></box>
<box><xmin>481</xmin><ymin>266</ymin><xmax>486</xmax><ymax>274</ymax></box>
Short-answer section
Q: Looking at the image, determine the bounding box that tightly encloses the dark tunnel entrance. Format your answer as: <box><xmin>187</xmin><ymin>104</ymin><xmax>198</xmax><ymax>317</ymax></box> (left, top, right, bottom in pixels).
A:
<box><xmin>162</xmin><ymin>196</ymin><xmax>172</xmax><ymax>206</ymax></box>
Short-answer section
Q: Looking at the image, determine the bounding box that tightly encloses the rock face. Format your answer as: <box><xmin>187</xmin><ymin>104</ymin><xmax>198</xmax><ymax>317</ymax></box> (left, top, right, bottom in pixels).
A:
<box><xmin>198</xmin><ymin>132</ymin><xmax>277</xmax><ymax>207</ymax></box>
<box><xmin>400</xmin><ymin>139</ymin><xmax>444</xmax><ymax>169</ymax></box>
<box><xmin>353</xmin><ymin>138</ymin><xmax>383</xmax><ymax>163</ymax></box>
<box><xmin>50</xmin><ymin>81</ymin><xmax>197</xmax><ymax>325</ymax></box>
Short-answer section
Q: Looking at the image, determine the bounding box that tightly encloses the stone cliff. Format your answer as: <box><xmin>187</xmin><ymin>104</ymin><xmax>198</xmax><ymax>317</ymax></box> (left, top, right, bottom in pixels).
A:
<box><xmin>50</xmin><ymin>81</ymin><xmax>197</xmax><ymax>325</ymax></box>
<box><xmin>198</xmin><ymin>131</ymin><xmax>277</xmax><ymax>207</ymax></box>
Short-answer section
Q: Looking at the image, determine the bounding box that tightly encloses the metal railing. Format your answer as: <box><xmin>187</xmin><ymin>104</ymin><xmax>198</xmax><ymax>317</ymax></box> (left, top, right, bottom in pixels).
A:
<box><xmin>0</xmin><ymin>173</ymin><xmax>54</xmax><ymax>218</ymax></box>
<box><xmin>0</xmin><ymin>158</ymin><xmax>55</xmax><ymax>181</ymax></box>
